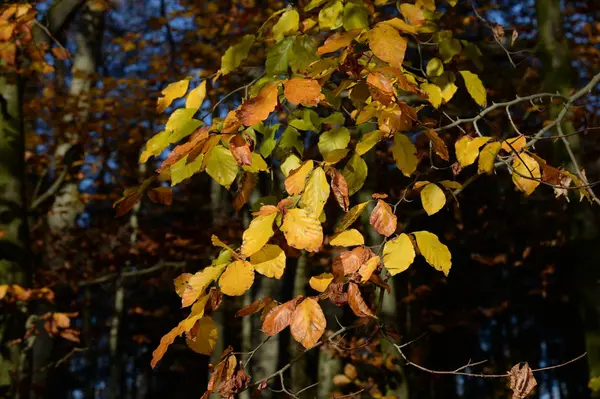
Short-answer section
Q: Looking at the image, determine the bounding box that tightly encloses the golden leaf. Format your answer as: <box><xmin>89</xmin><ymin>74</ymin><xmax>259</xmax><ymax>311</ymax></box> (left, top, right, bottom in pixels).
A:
<box><xmin>358</xmin><ymin>256</ymin><xmax>379</xmax><ymax>282</ymax></box>
<box><xmin>501</xmin><ymin>136</ymin><xmax>526</xmax><ymax>153</ymax></box>
<box><xmin>454</xmin><ymin>135</ymin><xmax>491</xmax><ymax>167</ymax></box>
<box><xmin>392</xmin><ymin>133</ymin><xmax>418</xmax><ymax>177</ymax></box>
<box><xmin>157</xmin><ymin>78</ymin><xmax>190</xmax><ymax>113</ymax></box>
<box><xmin>285</xmin><ymin>160</ymin><xmax>314</xmax><ymax>195</ymax></box>
<box><xmin>383</xmin><ymin>233</ymin><xmax>415</xmax><ymax>275</ymax></box>
<box><xmin>459</xmin><ymin>70</ymin><xmax>487</xmax><ymax>107</ymax></box>
<box><xmin>284</xmin><ymin>78</ymin><xmax>322</xmax><ymax>106</ymax></box>
<box><xmin>511</xmin><ymin>153</ymin><xmax>541</xmax><ymax>196</ymax></box>
<box><xmin>290</xmin><ymin>298</ymin><xmax>326</xmax><ymax>348</ymax></box>
<box><xmin>400</xmin><ymin>3</ymin><xmax>425</xmax><ymax>26</ymax></box>
<box><xmin>316</xmin><ymin>29</ymin><xmax>361</xmax><ymax>55</ymax></box>
<box><xmin>309</xmin><ymin>273</ymin><xmax>334</xmax><ymax>292</ymax></box>
<box><xmin>218</xmin><ymin>260</ymin><xmax>255</xmax><ymax>296</ymax></box>
<box><xmin>280</xmin><ymin>208</ymin><xmax>323</xmax><ymax>252</ymax></box>
<box><xmin>299</xmin><ymin>167</ymin><xmax>330</xmax><ymax>218</ymax></box>
<box><xmin>478</xmin><ymin>142</ymin><xmax>501</xmax><ymax>174</ymax></box>
<box><xmin>240</xmin><ymin>212</ymin><xmax>278</xmax><ymax>258</ymax></box>
<box><xmin>236</xmin><ymin>84</ymin><xmax>279</xmax><ymax>126</ymax></box>
<box><xmin>250</xmin><ymin>244</ymin><xmax>286</xmax><ymax>279</ymax></box>
<box><xmin>413</xmin><ymin>231</ymin><xmax>452</xmax><ymax>276</ymax></box>
<box><xmin>368</xmin><ymin>23</ymin><xmax>407</xmax><ymax>68</ymax></box>
<box><xmin>420</xmin><ymin>183</ymin><xmax>446</xmax><ymax>216</ymax></box>
<box><xmin>186</xmin><ymin>80</ymin><xmax>207</xmax><ymax>109</ymax></box>
<box><xmin>330</xmin><ymin>229</ymin><xmax>364</xmax><ymax>246</ymax></box>
<box><xmin>186</xmin><ymin>316</ymin><xmax>218</xmax><ymax>356</ymax></box>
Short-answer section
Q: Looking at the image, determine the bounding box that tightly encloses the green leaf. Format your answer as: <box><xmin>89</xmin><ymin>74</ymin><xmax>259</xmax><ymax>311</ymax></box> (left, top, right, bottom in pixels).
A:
<box><xmin>420</xmin><ymin>83</ymin><xmax>442</xmax><ymax>108</ymax></box>
<box><xmin>321</xmin><ymin>112</ymin><xmax>345</xmax><ymax>125</ymax></box>
<box><xmin>281</xmin><ymin>154</ymin><xmax>302</xmax><ymax>177</ymax></box>
<box><xmin>171</xmin><ymin>155</ymin><xmax>204</xmax><ymax>186</ymax></box>
<box><xmin>220</xmin><ymin>34</ymin><xmax>255</xmax><ymax>75</ymax></box>
<box><xmin>305</xmin><ymin>0</ymin><xmax>329</xmax><ymax>11</ymax></box>
<box><xmin>342</xmin><ymin>154</ymin><xmax>368</xmax><ymax>195</ymax></box>
<box><xmin>288</xmin><ymin>109</ymin><xmax>321</xmax><ymax>131</ymax></box>
<box><xmin>589</xmin><ymin>377</ymin><xmax>600</xmax><ymax>393</ymax></box>
<box><xmin>289</xmin><ymin>35</ymin><xmax>319</xmax><ymax>73</ymax></box>
<box><xmin>318</xmin><ymin>127</ymin><xmax>350</xmax><ymax>156</ymax></box>
<box><xmin>140</xmin><ymin>130</ymin><xmax>171</xmax><ymax>162</ymax></box>
<box><xmin>391</xmin><ymin>134</ymin><xmax>418</xmax><ymax>177</ymax></box>
<box><xmin>279</xmin><ymin>126</ymin><xmax>304</xmax><ymax>155</ymax></box>
<box><xmin>272</xmin><ymin>9</ymin><xmax>299</xmax><ymax>42</ymax></box>
<box><xmin>266</xmin><ymin>36</ymin><xmax>295</xmax><ymax>75</ymax></box>
<box><xmin>166</xmin><ymin>108</ymin><xmax>197</xmax><ymax>132</ymax></box>
<box><xmin>169</xmin><ymin>119</ymin><xmax>203</xmax><ymax>143</ymax></box>
<box><xmin>459</xmin><ymin>70</ymin><xmax>487</xmax><ymax>107</ymax></box>
<box><xmin>426</xmin><ymin>57</ymin><xmax>444</xmax><ymax>78</ymax></box>
<box><xmin>242</xmin><ymin>153</ymin><xmax>268</xmax><ymax>173</ymax></box>
<box><xmin>439</xmin><ymin>38</ymin><xmax>461</xmax><ymax>63</ymax></box>
<box><xmin>259</xmin><ymin>124</ymin><xmax>279</xmax><ymax>157</ymax></box>
<box><xmin>318</xmin><ymin>1</ymin><xmax>343</xmax><ymax>30</ymax></box>
<box><xmin>343</xmin><ymin>3</ymin><xmax>369</xmax><ymax>31</ymax></box>
<box><xmin>205</xmin><ymin>145</ymin><xmax>239</xmax><ymax>188</ymax></box>
<box><xmin>356</xmin><ymin>130</ymin><xmax>382</xmax><ymax>155</ymax></box>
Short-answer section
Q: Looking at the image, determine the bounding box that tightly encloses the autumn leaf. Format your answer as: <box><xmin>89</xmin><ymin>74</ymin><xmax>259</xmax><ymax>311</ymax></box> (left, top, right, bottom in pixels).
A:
<box><xmin>236</xmin><ymin>297</ymin><xmax>276</xmax><ymax>318</ymax></box>
<box><xmin>332</xmin><ymin>246</ymin><xmax>374</xmax><ymax>276</ymax></box>
<box><xmin>318</xmin><ymin>0</ymin><xmax>343</xmax><ymax>30</ymax></box>
<box><xmin>309</xmin><ymin>273</ymin><xmax>334</xmax><ymax>292</ymax></box>
<box><xmin>186</xmin><ymin>316</ymin><xmax>218</xmax><ymax>356</ymax></box>
<box><xmin>205</xmin><ymin>145</ymin><xmax>239</xmax><ymax>188</ymax></box>
<box><xmin>316</xmin><ymin>29</ymin><xmax>361</xmax><ymax>55</ymax></box>
<box><xmin>400</xmin><ymin>3</ymin><xmax>425</xmax><ymax>26</ymax></box>
<box><xmin>151</xmin><ymin>323</ymin><xmax>185</xmax><ymax>368</ymax></box>
<box><xmin>290</xmin><ymin>298</ymin><xmax>326</xmax><ymax>348</ymax></box>
<box><xmin>478</xmin><ymin>142</ymin><xmax>501</xmax><ymax>174</ymax></box>
<box><xmin>420</xmin><ymin>183</ymin><xmax>446</xmax><ymax>216</ymax></box>
<box><xmin>358</xmin><ymin>256</ymin><xmax>379</xmax><ymax>282</ymax></box>
<box><xmin>424</xmin><ymin>129</ymin><xmax>449</xmax><ymax>161</ymax></box>
<box><xmin>229</xmin><ymin>135</ymin><xmax>252</xmax><ymax>166</ymax></box>
<box><xmin>334</xmin><ymin>201</ymin><xmax>369</xmax><ymax>232</ymax></box>
<box><xmin>367</xmin><ymin>73</ymin><xmax>394</xmax><ymax>105</ymax></box>
<box><xmin>236</xmin><ymin>84</ymin><xmax>279</xmax><ymax>126</ymax></box>
<box><xmin>370</xmin><ymin>200</ymin><xmax>397</xmax><ymax>236</ymax></box>
<box><xmin>299</xmin><ymin>167</ymin><xmax>330</xmax><ymax>217</ymax></box>
<box><xmin>342</xmin><ymin>154</ymin><xmax>368</xmax><ymax>195</ymax></box>
<box><xmin>348</xmin><ymin>282</ymin><xmax>377</xmax><ymax>318</ymax></box>
<box><xmin>218</xmin><ymin>260</ymin><xmax>255</xmax><ymax>296</ymax></box>
<box><xmin>181</xmin><ymin>294</ymin><xmax>211</xmax><ymax>331</ymax></box>
<box><xmin>250</xmin><ymin>245</ymin><xmax>286</xmax><ymax>279</ymax></box>
<box><xmin>459</xmin><ymin>70</ymin><xmax>487</xmax><ymax>107</ymax></box>
<box><xmin>330</xmin><ymin>229</ymin><xmax>364</xmax><ymax>246</ymax></box>
<box><xmin>509</xmin><ymin>363</ymin><xmax>537</xmax><ymax>399</ymax></box>
<box><xmin>181</xmin><ymin>264</ymin><xmax>226</xmax><ymax>307</ymax></box>
<box><xmin>220</xmin><ymin>34</ymin><xmax>255</xmax><ymax>76</ymax></box>
<box><xmin>413</xmin><ymin>231</ymin><xmax>452</xmax><ymax>276</ymax></box>
<box><xmin>327</xmin><ymin>167</ymin><xmax>350</xmax><ymax>211</ymax></box>
<box><xmin>511</xmin><ymin>153</ymin><xmax>540</xmax><ymax>196</ymax></box>
<box><xmin>368</xmin><ymin>23</ymin><xmax>407</xmax><ymax>69</ymax></box>
<box><xmin>157</xmin><ymin>77</ymin><xmax>190</xmax><ymax>113</ymax></box>
<box><xmin>501</xmin><ymin>136</ymin><xmax>527</xmax><ymax>153</ymax></box>
<box><xmin>284</xmin><ymin>78</ymin><xmax>322</xmax><ymax>106</ymax></box>
<box><xmin>382</xmin><ymin>18</ymin><xmax>418</xmax><ymax>34</ymax></box>
<box><xmin>280</xmin><ymin>208</ymin><xmax>323</xmax><ymax>252</ymax></box>
<box><xmin>420</xmin><ymin>83</ymin><xmax>442</xmax><ymax>108</ymax></box>
<box><xmin>383</xmin><ymin>233</ymin><xmax>415</xmax><ymax>275</ymax></box>
<box><xmin>240</xmin><ymin>212</ymin><xmax>277</xmax><ymax>258</ymax></box>
<box><xmin>392</xmin><ymin>133</ymin><xmax>418</xmax><ymax>177</ymax></box>
<box><xmin>272</xmin><ymin>9</ymin><xmax>299</xmax><ymax>42</ymax></box>
<box><xmin>233</xmin><ymin>172</ymin><xmax>257</xmax><ymax>211</ymax></box>
<box><xmin>186</xmin><ymin>80</ymin><xmax>207</xmax><ymax>109</ymax></box>
<box><xmin>356</xmin><ymin>130</ymin><xmax>383</xmax><ymax>156</ymax></box>
<box><xmin>454</xmin><ymin>135</ymin><xmax>491</xmax><ymax>167</ymax></box>
<box><xmin>262</xmin><ymin>297</ymin><xmax>300</xmax><ymax>336</ymax></box>
<box><xmin>285</xmin><ymin>160</ymin><xmax>314</xmax><ymax>195</ymax></box>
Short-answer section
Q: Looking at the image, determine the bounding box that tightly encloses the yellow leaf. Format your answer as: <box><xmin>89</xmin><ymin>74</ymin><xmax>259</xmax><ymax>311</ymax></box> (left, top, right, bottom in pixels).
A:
<box><xmin>290</xmin><ymin>298</ymin><xmax>326</xmax><ymax>348</ymax></box>
<box><xmin>478</xmin><ymin>142</ymin><xmax>501</xmax><ymax>174</ymax></box>
<box><xmin>334</xmin><ymin>201</ymin><xmax>369</xmax><ymax>233</ymax></box>
<box><xmin>382</xmin><ymin>233</ymin><xmax>415</xmax><ymax>275</ymax></box>
<box><xmin>181</xmin><ymin>264</ymin><xmax>226</xmax><ymax>307</ymax></box>
<box><xmin>391</xmin><ymin>134</ymin><xmax>418</xmax><ymax>176</ymax></box>
<box><xmin>459</xmin><ymin>70</ymin><xmax>487</xmax><ymax>107</ymax></box>
<box><xmin>210</xmin><ymin>234</ymin><xmax>238</xmax><ymax>257</ymax></box>
<box><xmin>323</xmin><ymin>149</ymin><xmax>350</xmax><ymax>165</ymax></box>
<box><xmin>368</xmin><ymin>23</ymin><xmax>407</xmax><ymax>69</ymax></box>
<box><xmin>309</xmin><ymin>273</ymin><xmax>334</xmax><ymax>292</ymax></box>
<box><xmin>359</xmin><ymin>255</ymin><xmax>379</xmax><ymax>282</ymax></box>
<box><xmin>250</xmin><ymin>244</ymin><xmax>286</xmax><ymax>279</ymax></box>
<box><xmin>426</xmin><ymin>58</ymin><xmax>444</xmax><ymax>78</ymax></box>
<box><xmin>400</xmin><ymin>3</ymin><xmax>425</xmax><ymax>26</ymax></box>
<box><xmin>185</xmin><ymin>80</ymin><xmax>206</xmax><ymax>109</ymax></box>
<box><xmin>220</xmin><ymin>34</ymin><xmax>255</xmax><ymax>76</ymax></box>
<box><xmin>219</xmin><ymin>260</ymin><xmax>255</xmax><ymax>296</ymax></box>
<box><xmin>285</xmin><ymin>160</ymin><xmax>314</xmax><ymax>195</ymax></box>
<box><xmin>299</xmin><ymin>167</ymin><xmax>330</xmax><ymax>217</ymax></box>
<box><xmin>501</xmin><ymin>136</ymin><xmax>526</xmax><ymax>153</ymax></box>
<box><xmin>240</xmin><ymin>212</ymin><xmax>278</xmax><ymax>257</ymax></box>
<box><xmin>413</xmin><ymin>231</ymin><xmax>452</xmax><ymax>276</ymax></box>
<box><xmin>382</xmin><ymin>18</ymin><xmax>417</xmax><ymax>34</ymax></box>
<box><xmin>511</xmin><ymin>153</ymin><xmax>541</xmax><ymax>196</ymax></box>
<box><xmin>165</xmin><ymin>108</ymin><xmax>196</xmax><ymax>132</ymax></box>
<box><xmin>454</xmin><ymin>136</ymin><xmax>491</xmax><ymax>167</ymax></box>
<box><xmin>205</xmin><ymin>145</ymin><xmax>239</xmax><ymax>188</ymax></box>
<box><xmin>420</xmin><ymin>83</ymin><xmax>442</xmax><ymax>108</ymax></box>
<box><xmin>330</xmin><ymin>229</ymin><xmax>364</xmax><ymax>246</ymax></box>
<box><xmin>316</xmin><ymin>29</ymin><xmax>361</xmax><ymax>55</ymax></box>
<box><xmin>242</xmin><ymin>152</ymin><xmax>268</xmax><ymax>173</ymax></box>
<box><xmin>356</xmin><ymin>130</ymin><xmax>383</xmax><ymax>155</ymax></box>
<box><xmin>157</xmin><ymin>77</ymin><xmax>190</xmax><ymax>113</ymax></box>
<box><xmin>281</xmin><ymin>154</ymin><xmax>302</xmax><ymax>177</ymax></box>
<box><xmin>280</xmin><ymin>208</ymin><xmax>323</xmax><ymax>252</ymax></box>
<box><xmin>420</xmin><ymin>183</ymin><xmax>446</xmax><ymax>216</ymax></box>
<box><xmin>272</xmin><ymin>9</ymin><xmax>299</xmax><ymax>42</ymax></box>
<box><xmin>439</xmin><ymin>180</ymin><xmax>462</xmax><ymax>190</ymax></box>
<box><xmin>186</xmin><ymin>316</ymin><xmax>218</xmax><ymax>355</ymax></box>
<box><xmin>181</xmin><ymin>294</ymin><xmax>211</xmax><ymax>331</ymax></box>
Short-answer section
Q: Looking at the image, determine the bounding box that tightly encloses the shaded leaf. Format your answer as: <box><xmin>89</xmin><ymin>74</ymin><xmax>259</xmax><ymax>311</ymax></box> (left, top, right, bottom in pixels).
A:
<box><xmin>220</xmin><ymin>34</ymin><xmax>255</xmax><ymax>76</ymax></box>
<box><xmin>424</xmin><ymin>129</ymin><xmax>449</xmax><ymax>161</ymax></box>
<box><xmin>342</xmin><ymin>154</ymin><xmax>368</xmax><ymax>195</ymax></box>
<box><xmin>334</xmin><ymin>201</ymin><xmax>369</xmax><ymax>232</ymax></box>
<box><xmin>459</xmin><ymin>70</ymin><xmax>487</xmax><ymax>107</ymax></box>
<box><xmin>327</xmin><ymin>167</ymin><xmax>350</xmax><ymax>211</ymax></box>
<box><xmin>272</xmin><ymin>9</ymin><xmax>299</xmax><ymax>42</ymax></box>
<box><xmin>186</xmin><ymin>316</ymin><xmax>218</xmax><ymax>356</ymax></box>
<box><xmin>250</xmin><ymin>245</ymin><xmax>286</xmax><ymax>279</ymax></box>
<box><xmin>348</xmin><ymin>282</ymin><xmax>377</xmax><ymax>318</ymax></box>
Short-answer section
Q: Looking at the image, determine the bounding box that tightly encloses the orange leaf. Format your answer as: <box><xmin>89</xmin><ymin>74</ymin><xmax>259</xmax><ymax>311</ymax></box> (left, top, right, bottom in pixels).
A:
<box><xmin>316</xmin><ymin>29</ymin><xmax>362</xmax><ymax>55</ymax></box>
<box><xmin>332</xmin><ymin>246</ymin><xmax>375</xmax><ymax>277</ymax></box>
<box><xmin>229</xmin><ymin>134</ymin><xmax>252</xmax><ymax>166</ymax></box>
<box><xmin>290</xmin><ymin>297</ymin><xmax>326</xmax><ymax>348</ymax></box>
<box><xmin>148</xmin><ymin>187</ymin><xmax>173</xmax><ymax>205</ymax></box>
<box><xmin>369</xmin><ymin>200</ymin><xmax>397</xmax><ymax>236</ymax></box>
<box><xmin>424</xmin><ymin>129</ymin><xmax>449</xmax><ymax>161</ymax></box>
<box><xmin>236</xmin><ymin>84</ymin><xmax>279</xmax><ymax>126</ymax></box>
<box><xmin>400</xmin><ymin>3</ymin><xmax>425</xmax><ymax>26</ymax></box>
<box><xmin>233</xmin><ymin>172</ymin><xmax>257</xmax><ymax>211</ymax></box>
<box><xmin>51</xmin><ymin>47</ymin><xmax>70</xmax><ymax>60</ymax></box>
<box><xmin>262</xmin><ymin>296</ymin><xmax>301</xmax><ymax>336</ymax></box>
<box><xmin>151</xmin><ymin>323</ymin><xmax>185</xmax><ymax>368</ymax></box>
<box><xmin>366</xmin><ymin>73</ymin><xmax>394</xmax><ymax>105</ymax></box>
<box><xmin>284</xmin><ymin>160</ymin><xmax>314</xmax><ymax>195</ymax></box>
<box><xmin>114</xmin><ymin>191</ymin><xmax>142</xmax><ymax>218</ymax></box>
<box><xmin>222</xmin><ymin>110</ymin><xmax>242</xmax><ymax>133</ymax></box>
<box><xmin>368</xmin><ymin>24</ymin><xmax>407</xmax><ymax>69</ymax></box>
<box><xmin>327</xmin><ymin>167</ymin><xmax>349</xmax><ymax>211</ymax></box>
<box><xmin>236</xmin><ymin>297</ymin><xmax>275</xmax><ymax>318</ymax></box>
<box><xmin>284</xmin><ymin>78</ymin><xmax>322</xmax><ymax>106</ymax></box>
<box><xmin>252</xmin><ymin>205</ymin><xmax>280</xmax><ymax>216</ymax></box>
<box><xmin>158</xmin><ymin>126</ymin><xmax>210</xmax><ymax>172</ymax></box>
<box><xmin>348</xmin><ymin>282</ymin><xmax>377</xmax><ymax>318</ymax></box>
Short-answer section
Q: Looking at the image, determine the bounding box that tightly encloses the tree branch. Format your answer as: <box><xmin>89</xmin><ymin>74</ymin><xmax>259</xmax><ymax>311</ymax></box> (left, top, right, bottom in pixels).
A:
<box><xmin>78</xmin><ymin>260</ymin><xmax>185</xmax><ymax>287</ymax></box>
<box><xmin>29</xmin><ymin>166</ymin><xmax>68</xmax><ymax>211</ymax></box>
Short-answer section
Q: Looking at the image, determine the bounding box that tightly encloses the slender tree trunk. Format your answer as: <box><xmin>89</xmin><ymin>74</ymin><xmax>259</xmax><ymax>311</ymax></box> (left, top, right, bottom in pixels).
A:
<box><xmin>290</xmin><ymin>253</ymin><xmax>310</xmax><ymax>396</ymax></box>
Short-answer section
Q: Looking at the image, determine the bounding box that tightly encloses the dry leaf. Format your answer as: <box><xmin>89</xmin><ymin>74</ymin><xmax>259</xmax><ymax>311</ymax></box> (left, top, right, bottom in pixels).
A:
<box><xmin>327</xmin><ymin>167</ymin><xmax>350</xmax><ymax>211</ymax></box>
<box><xmin>369</xmin><ymin>200</ymin><xmax>397</xmax><ymax>236</ymax></box>
<box><xmin>290</xmin><ymin>297</ymin><xmax>326</xmax><ymax>348</ymax></box>
<box><xmin>262</xmin><ymin>296</ymin><xmax>301</xmax><ymax>336</ymax></box>
<box><xmin>284</xmin><ymin>78</ymin><xmax>322</xmax><ymax>106</ymax></box>
<box><xmin>229</xmin><ymin>134</ymin><xmax>252</xmax><ymax>166</ymax></box>
<box><xmin>508</xmin><ymin>362</ymin><xmax>537</xmax><ymax>399</ymax></box>
<box><xmin>236</xmin><ymin>84</ymin><xmax>279</xmax><ymax>126</ymax></box>
<box><xmin>348</xmin><ymin>282</ymin><xmax>377</xmax><ymax>318</ymax></box>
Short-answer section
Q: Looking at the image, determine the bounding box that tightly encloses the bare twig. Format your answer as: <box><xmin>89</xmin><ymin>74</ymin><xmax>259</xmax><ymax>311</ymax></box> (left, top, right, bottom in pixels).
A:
<box><xmin>78</xmin><ymin>261</ymin><xmax>185</xmax><ymax>286</ymax></box>
<box><xmin>30</xmin><ymin>166</ymin><xmax>68</xmax><ymax>211</ymax></box>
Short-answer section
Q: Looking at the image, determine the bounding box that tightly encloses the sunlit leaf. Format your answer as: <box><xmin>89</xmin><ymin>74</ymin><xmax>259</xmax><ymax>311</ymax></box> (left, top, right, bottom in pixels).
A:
<box><xmin>332</xmin><ymin>246</ymin><xmax>374</xmax><ymax>276</ymax></box>
<box><xmin>186</xmin><ymin>80</ymin><xmax>206</xmax><ymax>109</ymax></box>
<box><xmin>318</xmin><ymin>0</ymin><xmax>343</xmax><ymax>30</ymax></box>
<box><xmin>237</xmin><ymin>84</ymin><xmax>279</xmax><ymax>126</ymax></box>
<box><xmin>316</xmin><ymin>29</ymin><xmax>361</xmax><ymax>55</ymax></box>
<box><xmin>400</xmin><ymin>3</ymin><xmax>425</xmax><ymax>26</ymax></box>
<box><xmin>327</xmin><ymin>167</ymin><xmax>350</xmax><ymax>211</ymax></box>
<box><xmin>368</xmin><ymin>23</ymin><xmax>407</xmax><ymax>68</ymax></box>
<box><xmin>281</xmin><ymin>154</ymin><xmax>302</xmax><ymax>177</ymax></box>
<box><xmin>478</xmin><ymin>142</ymin><xmax>501</xmax><ymax>174</ymax></box>
<box><xmin>272</xmin><ymin>9</ymin><xmax>299</xmax><ymax>42</ymax></box>
<box><xmin>290</xmin><ymin>298</ymin><xmax>326</xmax><ymax>348</ymax></box>
<box><xmin>392</xmin><ymin>133</ymin><xmax>418</xmax><ymax>177</ymax></box>
<box><xmin>420</xmin><ymin>183</ymin><xmax>446</xmax><ymax>216</ymax></box>
<box><xmin>413</xmin><ymin>231</ymin><xmax>452</xmax><ymax>276</ymax></box>
<box><xmin>319</xmin><ymin>127</ymin><xmax>351</xmax><ymax>156</ymax></box>
<box><xmin>218</xmin><ymin>260</ymin><xmax>255</xmax><ymax>296</ymax></box>
<box><xmin>299</xmin><ymin>167</ymin><xmax>330</xmax><ymax>217</ymax></box>
<box><xmin>348</xmin><ymin>282</ymin><xmax>377</xmax><ymax>318</ymax></box>
<box><xmin>285</xmin><ymin>160</ymin><xmax>314</xmax><ymax>195</ymax></box>
<box><xmin>501</xmin><ymin>136</ymin><xmax>526</xmax><ymax>153</ymax></box>
<box><xmin>454</xmin><ymin>135</ymin><xmax>491</xmax><ymax>167</ymax></box>
<box><xmin>157</xmin><ymin>77</ymin><xmax>190</xmax><ymax>113</ymax></box>
<box><xmin>284</xmin><ymin>78</ymin><xmax>322</xmax><ymax>106</ymax></box>
<box><xmin>220</xmin><ymin>34</ymin><xmax>255</xmax><ymax>76</ymax></box>
<box><xmin>309</xmin><ymin>273</ymin><xmax>334</xmax><ymax>292</ymax></box>
<box><xmin>262</xmin><ymin>297</ymin><xmax>300</xmax><ymax>336</ymax></box>
<box><xmin>358</xmin><ymin>256</ymin><xmax>379</xmax><ymax>282</ymax></box>
<box><xmin>420</xmin><ymin>83</ymin><xmax>442</xmax><ymax>108</ymax></box>
<box><xmin>205</xmin><ymin>145</ymin><xmax>239</xmax><ymax>188</ymax></box>
<box><xmin>250</xmin><ymin>244</ymin><xmax>286</xmax><ymax>279</ymax></box>
<box><xmin>459</xmin><ymin>70</ymin><xmax>487</xmax><ymax>107</ymax></box>
<box><xmin>330</xmin><ymin>229</ymin><xmax>364</xmax><ymax>246</ymax></box>
<box><xmin>240</xmin><ymin>212</ymin><xmax>278</xmax><ymax>258</ymax></box>
<box><xmin>511</xmin><ymin>153</ymin><xmax>541</xmax><ymax>196</ymax></box>
<box><xmin>369</xmin><ymin>200</ymin><xmax>397</xmax><ymax>236</ymax></box>
<box><xmin>383</xmin><ymin>233</ymin><xmax>415</xmax><ymax>275</ymax></box>
<box><xmin>280</xmin><ymin>208</ymin><xmax>323</xmax><ymax>252</ymax></box>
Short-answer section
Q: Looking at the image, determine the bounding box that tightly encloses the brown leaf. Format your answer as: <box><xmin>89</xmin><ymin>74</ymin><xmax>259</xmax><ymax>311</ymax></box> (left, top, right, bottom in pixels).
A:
<box><xmin>236</xmin><ymin>84</ymin><xmax>279</xmax><ymax>126</ymax></box>
<box><xmin>229</xmin><ymin>134</ymin><xmax>252</xmax><ymax>166</ymax></box>
<box><xmin>508</xmin><ymin>362</ymin><xmax>537</xmax><ymax>399</ymax></box>
<box><xmin>114</xmin><ymin>191</ymin><xmax>142</xmax><ymax>218</ymax></box>
<box><xmin>223</xmin><ymin>110</ymin><xmax>242</xmax><ymax>133</ymax></box>
<box><xmin>158</xmin><ymin>126</ymin><xmax>210</xmax><ymax>172</ymax></box>
<box><xmin>332</xmin><ymin>246</ymin><xmax>375</xmax><ymax>277</ymax></box>
<box><xmin>217</xmin><ymin>365</ymin><xmax>251</xmax><ymax>398</ymax></box>
<box><xmin>369</xmin><ymin>200</ymin><xmax>397</xmax><ymax>237</ymax></box>
<box><xmin>344</xmin><ymin>363</ymin><xmax>358</xmax><ymax>380</ymax></box>
<box><xmin>347</xmin><ymin>282</ymin><xmax>377</xmax><ymax>318</ymax></box>
<box><xmin>148</xmin><ymin>187</ymin><xmax>173</xmax><ymax>205</ymax></box>
<box><xmin>290</xmin><ymin>297</ymin><xmax>326</xmax><ymax>348</ymax></box>
<box><xmin>326</xmin><ymin>281</ymin><xmax>348</xmax><ymax>306</ymax></box>
<box><xmin>284</xmin><ymin>78</ymin><xmax>322</xmax><ymax>106</ymax></box>
<box><xmin>151</xmin><ymin>323</ymin><xmax>185</xmax><ymax>368</ymax></box>
<box><xmin>233</xmin><ymin>172</ymin><xmax>257</xmax><ymax>211</ymax></box>
<box><xmin>327</xmin><ymin>167</ymin><xmax>349</xmax><ymax>211</ymax></box>
<box><xmin>424</xmin><ymin>129</ymin><xmax>449</xmax><ymax>161</ymax></box>
<box><xmin>372</xmin><ymin>193</ymin><xmax>388</xmax><ymax>199</ymax></box>
<box><xmin>316</xmin><ymin>30</ymin><xmax>362</xmax><ymax>55</ymax></box>
<box><xmin>205</xmin><ymin>287</ymin><xmax>223</xmax><ymax>313</ymax></box>
<box><xmin>236</xmin><ymin>297</ymin><xmax>275</xmax><ymax>318</ymax></box>
<box><xmin>252</xmin><ymin>381</ymin><xmax>269</xmax><ymax>398</ymax></box>
<box><xmin>366</xmin><ymin>73</ymin><xmax>394</xmax><ymax>105</ymax></box>
<box><xmin>262</xmin><ymin>296</ymin><xmax>301</xmax><ymax>336</ymax></box>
